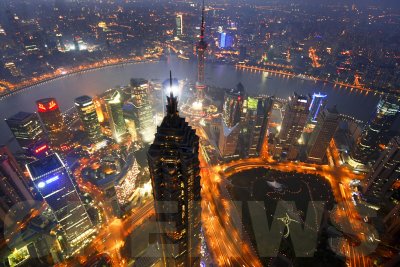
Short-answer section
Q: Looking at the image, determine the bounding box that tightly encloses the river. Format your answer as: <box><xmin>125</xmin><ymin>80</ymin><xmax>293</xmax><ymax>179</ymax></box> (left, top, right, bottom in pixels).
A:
<box><xmin>0</xmin><ymin>56</ymin><xmax>379</xmax><ymax>148</ymax></box>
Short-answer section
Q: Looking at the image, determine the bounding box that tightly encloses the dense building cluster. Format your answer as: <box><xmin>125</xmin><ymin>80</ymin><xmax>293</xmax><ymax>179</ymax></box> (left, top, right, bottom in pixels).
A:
<box><xmin>0</xmin><ymin>1</ymin><xmax>399</xmax><ymax>95</ymax></box>
<box><xmin>0</xmin><ymin>1</ymin><xmax>399</xmax><ymax>267</ymax></box>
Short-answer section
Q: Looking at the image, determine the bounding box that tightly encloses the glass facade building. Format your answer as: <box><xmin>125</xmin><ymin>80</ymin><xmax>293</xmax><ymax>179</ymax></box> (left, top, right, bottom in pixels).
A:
<box><xmin>275</xmin><ymin>93</ymin><xmax>309</xmax><ymax>160</ymax></box>
<box><xmin>105</xmin><ymin>90</ymin><xmax>126</xmax><ymax>143</ymax></box>
<box><xmin>5</xmin><ymin>111</ymin><xmax>46</xmax><ymax>154</ymax></box>
<box><xmin>307</xmin><ymin>107</ymin><xmax>339</xmax><ymax>163</ymax></box>
<box><xmin>74</xmin><ymin>95</ymin><xmax>103</xmax><ymax>144</ymax></box>
<box><xmin>36</xmin><ymin>98</ymin><xmax>70</xmax><ymax>148</ymax></box>
<box><xmin>351</xmin><ymin>95</ymin><xmax>400</xmax><ymax>166</ymax></box>
<box><xmin>26</xmin><ymin>154</ymin><xmax>93</xmax><ymax>254</ymax></box>
<box><xmin>363</xmin><ymin>136</ymin><xmax>400</xmax><ymax>203</ymax></box>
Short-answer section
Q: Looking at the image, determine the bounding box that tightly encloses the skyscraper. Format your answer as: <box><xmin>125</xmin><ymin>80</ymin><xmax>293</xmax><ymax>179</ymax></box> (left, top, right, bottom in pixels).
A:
<box><xmin>245</xmin><ymin>98</ymin><xmax>272</xmax><ymax>157</ymax></box>
<box><xmin>74</xmin><ymin>95</ymin><xmax>103</xmax><ymax>144</ymax></box>
<box><xmin>5</xmin><ymin>111</ymin><xmax>47</xmax><ymax>154</ymax></box>
<box><xmin>175</xmin><ymin>14</ymin><xmax>183</xmax><ymax>36</ymax></box>
<box><xmin>219</xmin><ymin>83</ymin><xmax>246</xmax><ymax>158</ymax></box>
<box><xmin>222</xmin><ymin>83</ymin><xmax>246</xmax><ymax>128</ymax></box>
<box><xmin>350</xmin><ymin>95</ymin><xmax>400</xmax><ymax>167</ymax></box>
<box><xmin>308</xmin><ymin>93</ymin><xmax>327</xmax><ymax>124</ymax></box>
<box><xmin>275</xmin><ymin>93</ymin><xmax>309</xmax><ymax>160</ymax></box>
<box><xmin>219</xmin><ymin>123</ymin><xmax>240</xmax><ymax>158</ymax></box>
<box><xmin>0</xmin><ymin>145</ymin><xmax>34</xmax><ymax>224</ymax></box>
<box><xmin>195</xmin><ymin>0</ymin><xmax>208</xmax><ymax>98</ymax></box>
<box><xmin>147</xmin><ymin>74</ymin><xmax>201</xmax><ymax>266</ymax></box>
<box><xmin>105</xmin><ymin>90</ymin><xmax>127</xmax><ymax>143</ymax></box>
<box><xmin>26</xmin><ymin>153</ymin><xmax>93</xmax><ymax>254</ymax></box>
<box><xmin>127</xmin><ymin>79</ymin><xmax>154</xmax><ymax>142</ymax></box>
<box><xmin>219</xmin><ymin>32</ymin><xmax>226</xmax><ymax>48</ymax></box>
<box><xmin>363</xmin><ymin>136</ymin><xmax>400</xmax><ymax>204</ymax></box>
<box><xmin>307</xmin><ymin>107</ymin><xmax>339</xmax><ymax>163</ymax></box>
<box><xmin>36</xmin><ymin>98</ymin><xmax>70</xmax><ymax>148</ymax></box>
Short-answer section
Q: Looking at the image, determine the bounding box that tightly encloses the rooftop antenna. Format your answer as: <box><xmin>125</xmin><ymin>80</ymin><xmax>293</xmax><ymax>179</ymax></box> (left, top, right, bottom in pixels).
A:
<box><xmin>170</xmin><ymin>70</ymin><xmax>173</xmax><ymax>90</ymax></box>
<box><xmin>200</xmin><ymin>0</ymin><xmax>205</xmax><ymax>39</ymax></box>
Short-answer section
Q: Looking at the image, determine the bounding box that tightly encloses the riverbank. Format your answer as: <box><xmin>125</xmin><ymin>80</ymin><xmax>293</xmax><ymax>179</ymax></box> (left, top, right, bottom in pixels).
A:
<box><xmin>0</xmin><ymin>58</ymin><xmax>160</xmax><ymax>100</ymax></box>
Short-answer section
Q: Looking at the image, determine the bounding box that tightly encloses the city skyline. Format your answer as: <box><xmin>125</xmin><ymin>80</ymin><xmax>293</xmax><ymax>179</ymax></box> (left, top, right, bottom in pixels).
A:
<box><xmin>0</xmin><ymin>1</ymin><xmax>399</xmax><ymax>267</ymax></box>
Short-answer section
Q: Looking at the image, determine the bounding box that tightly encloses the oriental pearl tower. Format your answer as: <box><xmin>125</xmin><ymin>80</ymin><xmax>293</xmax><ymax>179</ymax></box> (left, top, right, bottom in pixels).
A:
<box><xmin>196</xmin><ymin>0</ymin><xmax>207</xmax><ymax>100</ymax></box>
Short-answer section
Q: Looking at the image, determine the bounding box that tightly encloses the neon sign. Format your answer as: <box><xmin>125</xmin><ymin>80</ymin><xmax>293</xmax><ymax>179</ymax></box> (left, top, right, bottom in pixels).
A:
<box><xmin>34</xmin><ymin>144</ymin><xmax>48</xmax><ymax>154</ymax></box>
<box><xmin>48</xmin><ymin>100</ymin><xmax>57</xmax><ymax>110</ymax></box>
<box><xmin>37</xmin><ymin>175</ymin><xmax>59</xmax><ymax>189</ymax></box>
<box><xmin>38</xmin><ymin>103</ymin><xmax>46</xmax><ymax>112</ymax></box>
<box><xmin>37</xmin><ymin>100</ymin><xmax>59</xmax><ymax>112</ymax></box>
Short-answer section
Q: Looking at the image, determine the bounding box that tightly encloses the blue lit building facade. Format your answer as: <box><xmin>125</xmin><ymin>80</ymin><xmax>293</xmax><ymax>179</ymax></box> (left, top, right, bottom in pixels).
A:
<box><xmin>26</xmin><ymin>154</ymin><xmax>93</xmax><ymax>254</ymax></box>
<box><xmin>220</xmin><ymin>32</ymin><xmax>226</xmax><ymax>48</ymax></box>
<box><xmin>219</xmin><ymin>32</ymin><xmax>234</xmax><ymax>48</ymax></box>
<box><xmin>308</xmin><ymin>93</ymin><xmax>327</xmax><ymax>124</ymax></box>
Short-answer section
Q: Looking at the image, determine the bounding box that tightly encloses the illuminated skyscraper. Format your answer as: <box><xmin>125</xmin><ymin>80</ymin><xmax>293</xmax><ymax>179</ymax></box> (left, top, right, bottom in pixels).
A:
<box><xmin>275</xmin><ymin>93</ymin><xmax>309</xmax><ymax>160</ymax></box>
<box><xmin>219</xmin><ymin>83</ymin><xmax>246</xmax><ymax>158</ymax></box>
<box><xmin>219</xmin><ymin>123</ymin><xmax>240</xmax><ymax>158</ymax></box>
<box><xmin>308</xmin><ymin>93</ymin><xmax>327</xmax><ymax>124</ymax></box>
<box><xmin>245</xmin><ymin>98</ymin><xmax>272</xmax><ymax>157</ymax></box>
<box><xmin>219</xmin><ymin>32</ymin><xmax>226</xmax><ymax>48</ymax></box>
<box><xmin>350</xmin><ymin>95</ymin><xmax>400</xmax><ymax>166</ymax></box>
<box><xmin>0</xmin><ymin>145</ymin><xmax>34</xmax><ymax>223</ymax></box>
<box><xmin>363</xmin><ymin>136</ymin><xmax>400</xmax><ymax>204</ymax></box>
<box><xmin>26</xmin><ymin>153</ymin><xmax>93</xmax><ymax>254</ymax></box>
<box><xmin>5</xmin><ymin>111</ymin><xmax>47</xmax><ymax>154</ymax></box>
<box><xmin>127</xmin><ymin>79</ymin><xmax>154</xmax><ymax>142</ymax></box>
<box><xmin>147</xmin><ymin>74</ymin><xmax>201</xmax><ymax>266</ymax></box>
<box><xmin>175</xmin><ymin>14</ymin><xmax>183</xmax><ymax>36</ymax></box>
<box><xmin>306</xmin><ymin>107</ymin><xmax>339</xmax><ymax>163</ymax></box>
<box><xmin>105</xmin><ymin>90</ymin><xmax>127</xmax><ymax>142</ymax></box>
<box><xmin>222</xmin><ymin>83</ymin><xmax>246</xmax><ymax>128</ymax></box>
<box><xmin>195</xmin><ymin>0</ymin><xmax>208</xmax><ymax>98</ymax></box>
<box><xmin>36</xmin><ymin>98</ymin><xmax>70</xmax><ymax>148</ymax></box>
<box><xmin>74</xmin><ymin>95</ymin><xmax>103</xmax><ymax>144</ymax></box>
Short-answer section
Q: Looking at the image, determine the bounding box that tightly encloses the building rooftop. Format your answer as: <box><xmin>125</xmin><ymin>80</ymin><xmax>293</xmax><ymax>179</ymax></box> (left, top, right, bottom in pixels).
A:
<box><xmin>6</xmin><ymin>111</ymin><xmax>35</xmax><ymax>123</ymax></box>
<box><xmin>74</xmin><ymin>95</ymin><xmax>93</xmax><ymax>106</ymax></box>
<box><xmin>27</xmin><ymin>154</ymin><xmax>64</xmax><ymax>179</ymax></box>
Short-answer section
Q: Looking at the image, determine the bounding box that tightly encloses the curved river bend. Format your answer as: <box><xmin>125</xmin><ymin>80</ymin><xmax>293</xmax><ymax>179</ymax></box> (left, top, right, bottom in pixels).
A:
<box><xmin>0</xmin><ymin>57</ymin><xmax>379</xmax><ymax>148</ymax></box>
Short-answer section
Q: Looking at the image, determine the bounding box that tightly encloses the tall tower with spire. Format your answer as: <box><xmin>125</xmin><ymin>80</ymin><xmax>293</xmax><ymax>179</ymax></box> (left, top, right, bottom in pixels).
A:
<box><xmin>196</xmin><ymin>0</ymin><xmax>208</xmax><ymax>99</ymax></box>
<box><xmin>148</xmin><ymin>72</ymin><xmax>202</xmax><ymax>266</ymax></box>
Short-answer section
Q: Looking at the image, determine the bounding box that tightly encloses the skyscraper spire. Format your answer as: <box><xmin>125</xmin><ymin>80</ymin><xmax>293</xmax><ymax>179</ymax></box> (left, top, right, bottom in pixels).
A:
<box><xmin>166</xmin><ymin>71</ymin><xmax>178</xmax><ymax>116</ymax></box>
<box><xmin>169</xmin><ymin>70</ymin><xmax>173</xmax><ymax>93</ymax></box>
<box><xmin>200</xmin><ymin>0</ymin><xmax>205</xmax><ymax>40</ymax></box>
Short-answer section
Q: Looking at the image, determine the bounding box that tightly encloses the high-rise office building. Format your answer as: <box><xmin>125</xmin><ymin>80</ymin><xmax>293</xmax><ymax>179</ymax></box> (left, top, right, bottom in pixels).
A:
<box><xmin>350</xmin><ymin>95</ymin><xmax>400</xmax><ymax>166</ymax></box>
<box><xmin>147</xmin><ymin>78</ymin><xmax>201</xmax><ymax>266</ymax></box>
<box><xmin>127</xmin><ymin>79</ymin><xmax>154</xmax><ymax>142</ymax></box>
<box><xmin>5</xmin><ymin>111</ymin><xmax>47</xmax><ymax>154</ymax></box>
<box><xmin>175</xmin><ymin>14</ymin><xmax>183</xmax><ymax>36</ymax></box>
<box><xmin>219</xmin><ymin>32</ymin><xmax>226</xmax><ymax>48</ymax></box>
<box><xmin>105</xmin><ymin>90</ymin><xmax>127</xmax><ymax>143</ymax></box>
<box><xmin>222</xmin><ymin>83</ymin><xmax>246</xmax><ymax>128</ymax></box>
<box><xmin>308</xmin><ymin>93</ymin><xmax>327</xmax><ymax>124</ymax></box>
<box><xmin>363</xmin><ymin>136</ymin><xmax>400</xmax><ymax>203</ymax></box>
<box><xmin>219</xmin><ymin>83</ymin><xmax>246</xmax><ymax>158</ymax></box>
<box><xmin>26</xmin><ymin>153</ymin><xmax>93</xmax><ymax>254</ymax></box>
<box><xmin>275</xmin><ymin>93</ymin><xmax>309</xmax><ymax>160</ymax></box>
<box><xmin>0</xmin><ymin>145</ymin><xmax>34</xmax><ymax>224</ymax></box>
<box><xmin>307</xmin><ymin>107</ymin><xmax>339</xmax><ymax>163</ymax></box>
<box><xmin>196</xmin><ymin>0</ymin><xmax>208</xmax><ymax>98</ymax></box>
<box><xmin>36</xmin><ymin>98</ymin><xmax>70</xmax><ymax>148</ymax></box>
<box><xmin>74</xmin><ymin>95</ymin><xmax>103</xmax><ymax>144</ymax></box>
<box><xmin>219</xmin><ymin>123</ymin><xmax>240</xmax><ymax>158</ymax></box>
<box><xmin>245</xmin><ymin>98</ymin><xmax>272</xmax><ymax>157</ymax></box>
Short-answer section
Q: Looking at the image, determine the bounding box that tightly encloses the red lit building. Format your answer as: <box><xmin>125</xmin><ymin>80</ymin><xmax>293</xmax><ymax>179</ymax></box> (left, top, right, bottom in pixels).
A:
<box><xmin>36</xmin><ymin>98</ymin><xmax>71</xmax><ymax>149</ymax></box>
